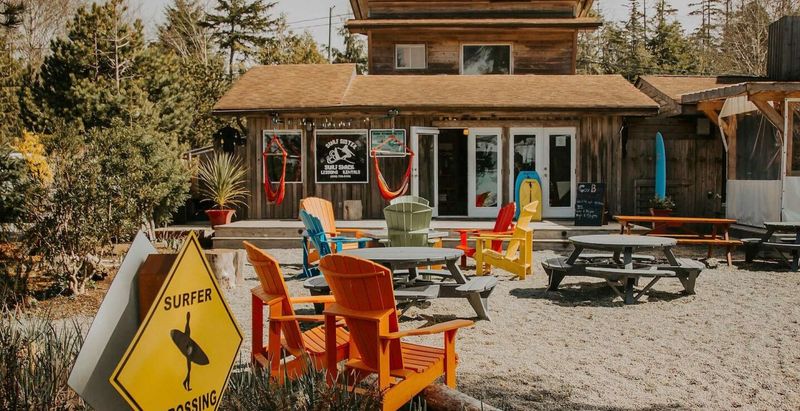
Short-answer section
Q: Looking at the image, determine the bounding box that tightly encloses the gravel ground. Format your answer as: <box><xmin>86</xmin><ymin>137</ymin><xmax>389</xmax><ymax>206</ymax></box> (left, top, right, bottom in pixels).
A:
<box><xmin>223</xmin><ymin>248</ymin><xmax>800</xmax><ymax>410</ymax></box>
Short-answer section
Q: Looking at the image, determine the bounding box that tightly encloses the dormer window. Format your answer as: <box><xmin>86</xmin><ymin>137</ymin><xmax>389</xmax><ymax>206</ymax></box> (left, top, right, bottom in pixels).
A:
<box><xmin>461</xmin><ymin>44</ymin><xmax>512</xmax><ymax>75</ymax></box>
<box><xmin>395</xmin><ymin>44</ymin><xmax>426</xmax><ymax>70</ymax></box>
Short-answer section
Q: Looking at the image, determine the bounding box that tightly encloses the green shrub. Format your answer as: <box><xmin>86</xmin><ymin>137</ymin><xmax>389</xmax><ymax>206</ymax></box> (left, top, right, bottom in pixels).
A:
<box><xmin>0</xmin><ymin>313</ymin><xmax>86</xmax><ymax>410</ymax></box>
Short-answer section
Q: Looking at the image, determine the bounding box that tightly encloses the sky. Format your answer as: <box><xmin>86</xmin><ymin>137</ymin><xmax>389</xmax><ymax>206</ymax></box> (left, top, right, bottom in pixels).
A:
<box><xmin>129</xmin><ymin>0</ymin><xmax>702</xmax><ymax>50</ymax></box>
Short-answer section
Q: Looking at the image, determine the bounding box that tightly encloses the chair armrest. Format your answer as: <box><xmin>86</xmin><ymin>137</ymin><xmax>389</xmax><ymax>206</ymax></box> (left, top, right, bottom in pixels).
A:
<box><xmin>324</xmin><ymin>303</ymin><xmax>393</xmax><ymax>322</ymax></box>
<box><xmin>330</xmin><ymin>237</ymin><xmax>372</xmax><ymax>244</ymax></box>
<box><xmin>473</xmin><ymin>233</ymin><xmax>514</xmax><ymax>241</ymax></box>
<box><xmin>336</xmin><ymin>228</ymin><xmax>364</xmax><ymax>237</ymax></box>
<box><xmin>271</xmin><ymin>314</ymin><xmax>324</xmax><ymax>322</ymax></box>
<box><xmin>453</xmin><ymin>228</ymin><xmax>481</xmax><ymax>235</ymax></box>
<box><xmin>382</xmin><ymin>320</ymin><xmax>474</xmax><ymax>340</ymax></box>
<box><xmin>290</xmin><ymin>295</ymin><xmax>336</xmax><ymax>305</ymax></box>
<box><xmin>251</xmin><ymin>287</ymin><xmax>282</xmax><ymax>305</ymax></box>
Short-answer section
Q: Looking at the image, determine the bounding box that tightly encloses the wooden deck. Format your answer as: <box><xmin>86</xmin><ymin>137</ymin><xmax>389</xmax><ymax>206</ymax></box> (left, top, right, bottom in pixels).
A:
<box><xmin>212</xmin><ymin>219</ymin><xmax>646</xmax><ymax>250</ymax></box>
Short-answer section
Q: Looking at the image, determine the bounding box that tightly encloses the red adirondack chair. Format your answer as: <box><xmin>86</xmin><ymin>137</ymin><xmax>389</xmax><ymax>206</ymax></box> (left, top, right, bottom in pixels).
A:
<box><xmin>454</xmin><ymin>202</ymin><xmax>516</xmax><ymax>268</ymax></box>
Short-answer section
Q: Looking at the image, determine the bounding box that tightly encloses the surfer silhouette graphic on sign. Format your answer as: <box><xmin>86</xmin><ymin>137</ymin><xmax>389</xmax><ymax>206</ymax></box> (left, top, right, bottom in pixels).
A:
<box><xmin>170</xmin><ymin>312</ymin><xmax>209</xmax><ymax>391</ymax></box>
<box><xmin>326</xmin><ymin>144</ymin><xmax>356</xmax><ymax>164</ymax></box>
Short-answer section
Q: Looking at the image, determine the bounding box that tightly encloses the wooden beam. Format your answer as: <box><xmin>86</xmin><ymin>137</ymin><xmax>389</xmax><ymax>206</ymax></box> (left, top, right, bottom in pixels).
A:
<box><xmin>751</xmin><ymin>98</ymin><xmax>786</xmax><ymax>133</ymax></box>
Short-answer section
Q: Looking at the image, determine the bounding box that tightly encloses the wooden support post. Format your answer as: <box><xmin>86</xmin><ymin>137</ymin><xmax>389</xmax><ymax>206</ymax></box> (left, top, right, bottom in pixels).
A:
<box><xmin>751</xmin><ymin>98</ymin><xmax>786</xmax><ymax>134</ymax></box>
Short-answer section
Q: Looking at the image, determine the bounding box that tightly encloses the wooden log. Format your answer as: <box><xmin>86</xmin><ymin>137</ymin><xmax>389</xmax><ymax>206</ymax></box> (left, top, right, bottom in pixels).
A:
<box><xmin>422</xmin><ymin>384</ymin><xmax>501</xmax><ymax>411</ymax></box>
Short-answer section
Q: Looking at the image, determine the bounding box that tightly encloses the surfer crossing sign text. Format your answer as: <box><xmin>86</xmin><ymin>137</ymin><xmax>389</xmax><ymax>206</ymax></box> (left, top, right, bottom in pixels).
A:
<box><xmin>110</xmin><ymin>233</ymin><xmax>243</xmax><ymax>411</ymax></box>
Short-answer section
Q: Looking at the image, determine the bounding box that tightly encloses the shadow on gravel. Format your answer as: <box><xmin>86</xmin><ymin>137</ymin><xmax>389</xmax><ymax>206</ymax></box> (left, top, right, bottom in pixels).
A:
<box><xmin>509</xmin><ymin>282</ymin><xmax>688</xmax><ymax>308</ymax></box>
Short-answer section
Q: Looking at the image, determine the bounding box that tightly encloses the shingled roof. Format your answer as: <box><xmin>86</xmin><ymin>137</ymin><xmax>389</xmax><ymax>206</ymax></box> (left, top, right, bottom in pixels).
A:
<box><xmin>213</xmin><ymin>64</ymin><xmax>658</xmax><ymax>115</ymax></box>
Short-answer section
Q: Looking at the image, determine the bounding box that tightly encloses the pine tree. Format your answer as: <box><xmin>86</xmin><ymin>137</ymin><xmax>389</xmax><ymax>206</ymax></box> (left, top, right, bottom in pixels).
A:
<box><xmin>647</xmin><ymin>0</ymin><xmax>699</xmax><ymax>74</ymax></box>
<box><xmin>621</xmin><ymin>0</ymin><xmax>654</xmax><ymax>79</ymax></box>
<box><xmin>258</xmin><ymin>16</ymin><xmax>326</xmax><ymax>65</ymax></box>
<box><xmin>333</xmin><ymin>24</ymin><xmax>367</xmax><ymax>74</ymax></box>
<box><xmin>158</xmin><ymin>0</ymin><xmax>213</xmax><ymax>64</ymax></box>
<box><xmin>0</xmin><ymin>0</ymin><xmax>24</xmax><ymax>30</ymax></box>
<box><xmin>0</xmin><ymin>35</ymin><xmax>21</xmax><ymax>140</ymax></box>
<box><xmin>202</xmin><ymin>0</ymin><xmax>279</xmax><ymax>78</ymax></box>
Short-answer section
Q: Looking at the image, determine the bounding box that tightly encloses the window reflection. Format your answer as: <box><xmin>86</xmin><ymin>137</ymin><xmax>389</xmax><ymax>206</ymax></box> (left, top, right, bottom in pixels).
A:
<box><xmin>475</xmin><ymin>135</ymin><xmax>498</xmax><ymax>207</ymax></box>
<box><xmin>462</xmin><ymin>45</ymin><xmax>511</xmax><ymax>75</ymax></box>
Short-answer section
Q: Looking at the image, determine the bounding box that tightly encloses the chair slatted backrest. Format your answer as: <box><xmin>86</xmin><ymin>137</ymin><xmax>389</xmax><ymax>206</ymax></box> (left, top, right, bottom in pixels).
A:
<box><xmin>320</xmin><ymin>254</ymin><xmax>404</xmax><ymax>370</ymax></box>
<box><xmin>243</xmin><ymin>242</ymin><xmax>305</xmax><ymax>356</ymax></box>
<box><xmin>390</xmin><ymin>195</ymin><xmax>430</xmax><ymax>206</ymax></box>
<box><xmin>383</xmin><ymin>202</ymin><xmax>433</xmax><ymax>247</ymax></box>
<box><xmin>300</xmin><ymin>197</ymin><xmax>337</xmax><ymax>235</ymax></box>
<box><xmin>300</xmin><ymin>210</ymin><xmax>332</xmax><ymax>257</ymax></box>
<box><xmin>505</xmin><ymin>201</ymin><xmax>539</xmax><ymax>258</ymax></box>
<box><xmin>494</xmin><ymin>203</ymin><xmax>517</xmax><ymax>232</ymax></box>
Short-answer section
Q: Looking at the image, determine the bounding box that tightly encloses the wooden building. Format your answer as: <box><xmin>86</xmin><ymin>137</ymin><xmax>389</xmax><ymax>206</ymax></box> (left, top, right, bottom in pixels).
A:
<box><xmin>213</xmin><ymin>0</ymin><xmax>659</xmax><ymax>220</ymax></box>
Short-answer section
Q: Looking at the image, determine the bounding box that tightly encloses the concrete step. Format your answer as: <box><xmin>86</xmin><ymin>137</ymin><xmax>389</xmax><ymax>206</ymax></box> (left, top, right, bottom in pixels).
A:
<box><xmin>214</xmin><ymin>235</ymin><xmax>574</xmax><ymax>251</ymax></box>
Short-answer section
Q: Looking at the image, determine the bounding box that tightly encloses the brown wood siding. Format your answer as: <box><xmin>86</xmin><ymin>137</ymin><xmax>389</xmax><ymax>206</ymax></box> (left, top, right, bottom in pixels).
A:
<box><xmin>240</xmin><ymin>113</ymin><xmax>628</xmax><ymax>220</ymax></box>
<box><xmin>368</xmin><ymin>29</ymin><xmax>576</xmax><ymax>75</ymax></box>
<box><xmin>768</xmin><ymin>16</ymin><xmax>800</xmax><ymax>81</ymax></box>
<box><xmin>364</xmin><ymin>0</ymin><xmax>578</xmax><ymax>18</ymax></box>
<box><xmin>622</xmin><ymin>117</ymin><xmax>725</xmax><ymax>218</ymax></box>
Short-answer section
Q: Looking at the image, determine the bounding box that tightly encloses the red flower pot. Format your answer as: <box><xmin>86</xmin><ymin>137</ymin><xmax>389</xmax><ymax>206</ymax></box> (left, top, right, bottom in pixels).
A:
<box><xmin>206</xmin><ymin>209</ymin><xmax>235</xmax><ymax>227</ymax></box>
<box><xmin>649</xmin><ymin>208</ymin><xmax>673</xmax><ymax>217</ymax></box>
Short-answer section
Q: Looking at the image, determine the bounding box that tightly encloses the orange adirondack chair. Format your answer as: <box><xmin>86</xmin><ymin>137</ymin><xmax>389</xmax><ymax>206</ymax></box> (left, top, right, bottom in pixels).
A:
<box><xmin>244</xmin><ymin>242</ymin><xmax>349</xmax><ymax>380</ymax></box>
<box><xmin>320</xmin><ymin>254</ymin><xmax>473</xmax><ymax>411</ymax></box>
<box><xmin>300</xmin><ymin>197</ymin><xmax>365</xmax><ymax>264</ymax></box>
<box><xmin>454</xmin><ymin>202</ymin><xmax>516</xmax><ymax>268</ymax></box>
<box><xmin>473</xmin><ymin>201</ymin><xmax>539</xmax><ymax>280</ymax></box>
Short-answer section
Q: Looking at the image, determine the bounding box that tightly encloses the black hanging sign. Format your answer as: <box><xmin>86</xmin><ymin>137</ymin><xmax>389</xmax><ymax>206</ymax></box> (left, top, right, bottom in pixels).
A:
<box><xmin>575</xmin><ymin>182</ymin><xmax>606</xmax><ymax>226</ymax></box>
<box><xmin>315</xmin><ymin>130</ymin><xmax>369</xmax><ymax>183</ymax></box>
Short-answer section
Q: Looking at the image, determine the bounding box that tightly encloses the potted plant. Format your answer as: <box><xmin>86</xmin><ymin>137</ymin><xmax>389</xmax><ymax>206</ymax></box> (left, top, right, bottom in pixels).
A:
<box><xmin>649</xmin><ymin>196</ymin><xmax>676</xmax><ymax>216</ymax></box>
<box><xmin>198</xmin><ymin>153</ymin><xmax>249</xmax><ymax>227</ymax></box>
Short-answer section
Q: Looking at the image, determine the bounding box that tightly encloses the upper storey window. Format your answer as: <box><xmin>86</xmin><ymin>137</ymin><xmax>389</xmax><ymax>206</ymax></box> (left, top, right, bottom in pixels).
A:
<box><xmin>395</xmin><ymin>44</ymin><xmax>427</xmax><ymax>70</ymax></box>
<box><xmin>461</xmin><ymin>45</ymin><xmax>512</xmax><ymax>75</ymax></box>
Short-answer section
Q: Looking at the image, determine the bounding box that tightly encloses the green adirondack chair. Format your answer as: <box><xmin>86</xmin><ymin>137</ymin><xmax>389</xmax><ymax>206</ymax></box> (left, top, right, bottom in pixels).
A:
<box><xmin>390</xmin><ymin>195</ymin><xmax>430</xmax><ymax>206</ymax></box>
<box><xmin>383</xmin><ymin>201</ymin><xmax>433</xmax><ymax>247</ymax></box>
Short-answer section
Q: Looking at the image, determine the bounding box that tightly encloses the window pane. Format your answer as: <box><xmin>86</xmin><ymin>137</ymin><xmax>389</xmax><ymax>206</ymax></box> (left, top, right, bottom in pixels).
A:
<box><xmin>462</xmin><ymin>45</ymin><xmax>510</xmax><ymax>75</ymax></box>
<box><xmin>513</xmin><ymin>134</ymin><xmax>536</xmax><ymax>186</ymax></box>
<box><xmin>792</xmin><ymin>103</ymin><xmax>800</xmax><ymax>174</ymax></box>
<box><xmin>418</xmin><ymin>134</ymin><xmax>435</xmax><ymax>203</ymax></box>
<box><xmin>396</xmin><ymin>45</ymin><xmax>425</xmax><ymax>69</ymax></box>
<box><xmin>265</xmin><ymin>131</ymin><xmax>302</xmax><ymax>183</ymax></box>
<box><xmin>549</xmin><ymin>134</ymin><xmax>571</xmax><ymax>207</ymax></box>
<box><xmin>475</xmin><ymin>134</ymin><xmax>499</xmax><ymax>208</ymax></box>
<box><xmin>734</xmin><ymin>112</ymin><xmax>781</xmax><ymax>180</ymax></box>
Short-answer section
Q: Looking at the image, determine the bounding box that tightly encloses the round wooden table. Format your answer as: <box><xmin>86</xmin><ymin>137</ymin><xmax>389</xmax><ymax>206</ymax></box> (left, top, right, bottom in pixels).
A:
<box><xmin>342</xmin><ymin>247</ymin><xmax>462</xmax><ymax>272</ymax></box>
<box><xmin>567</xmin><ymin>234</ymin><xmax>678</xmax><ymax>267</ymax></box>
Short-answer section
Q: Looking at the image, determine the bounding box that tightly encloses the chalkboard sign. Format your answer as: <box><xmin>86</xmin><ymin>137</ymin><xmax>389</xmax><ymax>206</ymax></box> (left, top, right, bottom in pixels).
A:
<box><xmin>315</xmin><ymin>130</ymin><xmax>369</xmax><ymax>183</ymax></box>
<box><xmin>575</xmin><ymin>183</ymin><xmax>606</xmax><ymax>226</ymax></box>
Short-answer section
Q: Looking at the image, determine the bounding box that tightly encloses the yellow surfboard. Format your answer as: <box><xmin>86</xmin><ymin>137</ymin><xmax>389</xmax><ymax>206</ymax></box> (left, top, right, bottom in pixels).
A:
<box><xmin>515</xmin><ymin>171</ymin><xmax>543</xmax><ymax>222</ymax></box>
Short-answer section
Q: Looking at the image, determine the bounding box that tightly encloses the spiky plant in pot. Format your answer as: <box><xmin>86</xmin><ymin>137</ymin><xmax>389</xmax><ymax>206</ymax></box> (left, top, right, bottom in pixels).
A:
<box><xmin>197</xmin><ymin>153</ymin><xmax>249</xmax><ymax>226</ymax></box>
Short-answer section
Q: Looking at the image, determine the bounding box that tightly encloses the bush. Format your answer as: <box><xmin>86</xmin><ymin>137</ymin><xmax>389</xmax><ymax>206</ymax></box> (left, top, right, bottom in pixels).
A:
<box><xmin>0</xmin><ymin>313</ymin><xmax>86</xmax><ymax>410</ymax></box>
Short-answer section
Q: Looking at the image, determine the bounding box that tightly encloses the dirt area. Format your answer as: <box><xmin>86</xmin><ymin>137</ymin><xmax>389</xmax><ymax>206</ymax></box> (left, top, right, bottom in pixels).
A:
<box><xmin>34</xmin><ymin>245</ymin><xmax>800</xmax><ymax>410</ymax></box>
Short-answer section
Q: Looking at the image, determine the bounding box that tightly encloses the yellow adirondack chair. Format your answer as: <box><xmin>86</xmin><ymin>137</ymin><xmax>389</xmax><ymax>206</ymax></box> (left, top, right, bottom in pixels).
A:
<box><xmin>244</xmin><ymin>242</ymin><xmax>349</xmax><ymax>381</ymax></box>
<box><xmin>319</xmin><ymin>254</ymin><xmax>473</xmax><ymax>411</ymax></box>
<box><xmin>473</xmin><ymin>201</ymin><xmax>539</xmax><ymax>280</ymax></box>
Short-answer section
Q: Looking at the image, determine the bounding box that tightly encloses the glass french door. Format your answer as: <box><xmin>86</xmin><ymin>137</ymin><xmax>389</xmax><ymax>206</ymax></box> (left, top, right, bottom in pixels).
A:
<box><xmin>411</xmin><ymin>127</ymin><xmax>439</xmax><ymax>216</ymax></box>
<box><xmin>468</xmin><ymin>128</ymin><xmax>503</xmax><ymax>217</ymax></box>
<box><xmin>510</xmin><ymin>127</ymin><xmax>576</xmax><ymax>218</ymax></box>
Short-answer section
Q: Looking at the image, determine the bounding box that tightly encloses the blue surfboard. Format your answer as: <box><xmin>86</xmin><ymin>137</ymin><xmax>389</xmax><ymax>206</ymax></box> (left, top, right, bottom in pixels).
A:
<box><xmin>514</xmin><ymin>171</ymin><xmax>543</xmax><ymax>220</ymax></box>
<box><xmin>655</xmin><ymin>132</ymin><xmax>666</xmax><ymax>199</ymax></box>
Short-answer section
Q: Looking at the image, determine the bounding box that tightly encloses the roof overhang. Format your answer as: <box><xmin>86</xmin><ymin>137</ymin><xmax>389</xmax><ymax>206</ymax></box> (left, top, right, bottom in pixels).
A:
<box><xmin>346</xmin><ymin>17</ymin><xmax>602</xmax><ymax>34</ymax></box>
<box><xmin>681</xmin><ymin>82</ymin><xmax>800</xmax><ymax>104</ymax></box>
<box><xmin>349</xmin><ymin>0</ymin><xmax>596</xmax><ymax>20</ymax></box>
<box><xmin>213</xmin><ymin>105</ymin><xmax>656</xmax><ymax>117</ymax></box>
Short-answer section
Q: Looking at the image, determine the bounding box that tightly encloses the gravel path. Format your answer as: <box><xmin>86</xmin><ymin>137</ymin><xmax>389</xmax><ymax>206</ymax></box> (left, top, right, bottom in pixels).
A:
<box><xmin>222</xmin><ymin>248</ymin><xmax>800</xmax><ymax>410</ymax></box>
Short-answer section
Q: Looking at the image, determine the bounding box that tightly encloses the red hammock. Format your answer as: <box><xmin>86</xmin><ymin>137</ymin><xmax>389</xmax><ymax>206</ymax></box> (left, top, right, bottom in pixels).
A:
<box><xmin>263</xmin><ymin>134</ymin><xmax>288</xmax><ymax>205</ymax></box>
<box><xmin>371</xmin><ymin>134</ymin><xmax>414</xmax><ymax>201</ymax></box>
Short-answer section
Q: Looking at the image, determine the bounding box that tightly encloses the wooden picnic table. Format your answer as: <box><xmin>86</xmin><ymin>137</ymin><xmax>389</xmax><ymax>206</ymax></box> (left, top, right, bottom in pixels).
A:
<box><xmin>615</xmin><ymin>215</ymin><xmax>741</xmax><ymax>266</ymax></box>
<box><xmin>305</xmin><ymin>247</ymin><xmax>497</xmax><ymax>320</ymax></box>
<box><xmin>744</xmin><ymin>222</ymin><xmax>800</xmax><ymax>271</ymax></box>
<box><xmin>543</xmin><ymin>234</ymin><xmax>704</xmax><ymax>304</ymax></box>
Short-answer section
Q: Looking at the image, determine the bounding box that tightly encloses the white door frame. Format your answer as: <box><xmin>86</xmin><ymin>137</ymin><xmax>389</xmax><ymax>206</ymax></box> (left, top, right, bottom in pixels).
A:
<box><xmin>468</xmin><ymin>127</ymin><xmax>503</xmax><ymax>218</ymax></box>
<box><xmin>410</xmin><ymin>127</ymin><xmax>440</xmax><ymax>216</ymax></box>
<box><xmin>509</xmin><ymin>127</ymin><xmax>577</xmax><ymax>218</ymax></box>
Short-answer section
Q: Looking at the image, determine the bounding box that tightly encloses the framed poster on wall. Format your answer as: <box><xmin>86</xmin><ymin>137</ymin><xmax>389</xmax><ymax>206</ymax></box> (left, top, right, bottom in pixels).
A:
<box><xmin>370</xmin><ymin>129</ymin><xmax>407</xmax><ymax>157</ymax></box>
<box><xmin>315</xmin><ymin>130</ymin><xmax>369</xmax><ymax>183</ymax></box>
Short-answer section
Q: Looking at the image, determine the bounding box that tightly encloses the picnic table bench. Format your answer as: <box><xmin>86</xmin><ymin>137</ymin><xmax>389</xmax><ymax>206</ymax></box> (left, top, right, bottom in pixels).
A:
<box><xmin>542</xmin><ymin>235</ymin><xmax>704</xmax><ymax>304</ymax></box>
<box><xmin>743</xmin><ymin>222</ymin><xmax>800</xmax><ymax>271</ymax></box>
<box><xmin>615</xmin><ymin>215</ymin><xmax>741</xmax><ymax>266</ymax></box>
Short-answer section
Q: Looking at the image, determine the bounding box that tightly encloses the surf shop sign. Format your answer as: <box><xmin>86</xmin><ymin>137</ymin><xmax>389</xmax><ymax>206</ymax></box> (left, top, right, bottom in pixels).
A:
<box><xmin>315</xmin><ymin>130</ymin><xmax>369</xmax><ymax>183</ymax></box>
<box><xmin>110</xmin><ymin>233</ymin><xmax>242</xmax><ymax>411</ymax></box>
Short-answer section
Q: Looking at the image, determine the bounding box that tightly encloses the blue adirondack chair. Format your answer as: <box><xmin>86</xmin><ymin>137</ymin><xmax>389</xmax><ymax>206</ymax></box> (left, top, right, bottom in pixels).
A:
<box><xmin>300</xmin><ymin>210</ymin><xmax>370</xmax><ymax>277</ymax></box>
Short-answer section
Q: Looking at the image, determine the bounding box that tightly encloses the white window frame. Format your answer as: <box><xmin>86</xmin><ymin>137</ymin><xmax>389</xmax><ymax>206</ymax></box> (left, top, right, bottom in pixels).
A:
<box><xmin>459</xmin><ymin>43</ymin><xmax>513</xmax><ymax>75</ymax></box>
<box><xmin>313</xmin><ymin>129</ymin><xmax>370</xmax><ymax>185</ymax></box>
<box><xmin>262</xmin><ymin>129</ymin><xmax>304</xmax><ymax>184</ymax></box>
<box><xmin>395</xmin><ymin>44</ymin><xmax>427</xmax><ymax>70</ymax></box>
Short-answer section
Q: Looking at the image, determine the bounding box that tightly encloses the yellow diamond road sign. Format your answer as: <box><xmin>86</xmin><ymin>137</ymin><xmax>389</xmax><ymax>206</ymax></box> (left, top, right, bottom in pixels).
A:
<box><xmin>111</xmin><ymin>233</ymin><xmax>243</xmax><ymax>410</ymax></box>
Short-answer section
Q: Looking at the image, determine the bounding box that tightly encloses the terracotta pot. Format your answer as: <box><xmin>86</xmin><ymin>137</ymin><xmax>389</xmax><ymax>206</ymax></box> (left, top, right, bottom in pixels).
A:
<box><xmin>649</xmin><ymin>208</ymin><xmax>673</xmax><ymax>217</ymax></box>
<box><xmin>206</xmin><ymin>209</ymin><xmax>235</xmax><ymax>227</ymax></box>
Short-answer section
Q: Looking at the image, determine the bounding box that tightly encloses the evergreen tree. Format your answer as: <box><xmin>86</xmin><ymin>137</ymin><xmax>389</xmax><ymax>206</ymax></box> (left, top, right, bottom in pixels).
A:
<box><xmin>202</xmin><ymin>0</ymin><xmax>279</xmax><ymax>78</ymax></box>
<box><xmin>647</xmin><ymin>0</ymin><xmax>699</xmax><ymax>74</ymax></box>
<box><xmin>620</xmin><ymin>0</ymin><xmax>654</xmax><ymax>79</ymax></box>
<box><xmin>0</xmin><ymin>35</ymin><xmax>21</xmax><ymax>140</ymax></box>
<box><xmin>0</xmin><ymin>0</ymin><xmax>24</xmax><ymax>30</ymax></box>
<box><xmin>258</xmin><ymin>16</ymin><xmax>326</xmax><ymax>65</ymax></box>
<box><xmin>158</xmin><ymin>0</ymin><xmax>230</xmax><ymax>147</ymax></box>
<box><xmin>332</xmin><ymin>24</ymin><xmax>367</xmax><ymax>74</ymax></box>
